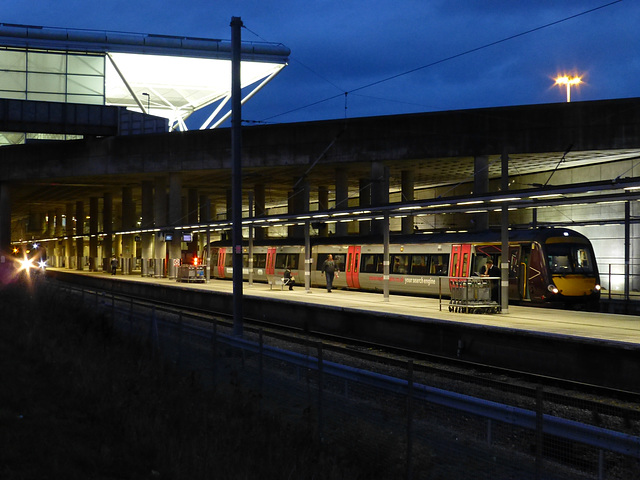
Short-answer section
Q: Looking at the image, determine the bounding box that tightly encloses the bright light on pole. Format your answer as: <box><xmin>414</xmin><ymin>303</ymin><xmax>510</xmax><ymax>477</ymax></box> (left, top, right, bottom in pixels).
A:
<box><xmin>555</xmin><ymin>75</ymin><xmax>582</xmax><ymax>102</ymax></box>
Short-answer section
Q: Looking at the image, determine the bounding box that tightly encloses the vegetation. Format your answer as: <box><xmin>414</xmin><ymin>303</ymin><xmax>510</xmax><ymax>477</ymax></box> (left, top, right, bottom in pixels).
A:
<box><xmin>0</xmin><ymin>276</ymin><xmax>408</xmax><ymax>479</ymax></box>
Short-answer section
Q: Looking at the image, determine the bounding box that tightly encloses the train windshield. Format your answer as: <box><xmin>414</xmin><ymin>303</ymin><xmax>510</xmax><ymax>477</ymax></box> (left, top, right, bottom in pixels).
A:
<box><xmin>546</xmin><ymin>243</ymin><xmax>595</xmax><ymax>275</ymax></box>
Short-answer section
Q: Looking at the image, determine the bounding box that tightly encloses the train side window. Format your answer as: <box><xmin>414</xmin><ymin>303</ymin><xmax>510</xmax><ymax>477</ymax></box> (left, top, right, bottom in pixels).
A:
<box><xmin>347</xmin><ymin>253</ymin><xmax>352</xmax><ymax>273</ymax></box>
<box><xmin>242</xmin><ymin>254</ymin><xmax>249</xmax><ymax>268</ymax></box>
<box><xmin>253</xmin><ymin>254</ymin><xmax>266</xmax><ymax>269</ymax></box>
<box><xmin>225</xmin><ymin>253</ymin><xmax>233</xmax><ymax>267</ymax></box>
<box><xmin>428</xmin><ymin>254</ymin><xmax>447</xmax><ymax>275</ymax></box>
<box><xmin>451</xmin><ymin>253</ymin><xmax>459</xmax><ymax>276</ymax></box>
<box><xmin>392</xmin><ymin>254</ymin><xmax>409</xmax><ymax>274</ymax></box>
<box><xmin>410</xmin><ymin>255</ymin><xmax>427</xmax><ymax>275</ymax></box>
<box><xmin>288</xmin><ymin>254</ymin><xmax>300</xmax><ymax>269</ymax></box>
<box><xmin>361</xmin><ymin>254</ymin><xmax>376</xmax><ymax>273</ymax></box>
<box><xmin>276</xmin><ymin>253</ymin><xmax>299</xmax><ymax>269</ymax></box>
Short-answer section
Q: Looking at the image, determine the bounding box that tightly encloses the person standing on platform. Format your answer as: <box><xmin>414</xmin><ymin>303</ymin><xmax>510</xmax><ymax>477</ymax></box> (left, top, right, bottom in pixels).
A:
<box><xmin>480</xmin><ymin>258</ymin><xmax>500</xmax><ymax>303</ymax></box>
<box><xmin>110</xmin><ymin>256</ymin><xmax>118</xmax><ymax>275</ymax></box>
<box><xmin>321</xmin><ymin>254</ymin><xmax>337</xmax><ymax>292</ymax></box>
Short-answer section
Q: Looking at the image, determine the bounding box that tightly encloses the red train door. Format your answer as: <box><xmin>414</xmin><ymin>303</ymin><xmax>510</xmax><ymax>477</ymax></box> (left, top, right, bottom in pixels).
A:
<box><xmin>450</xmin><ymin>244</ymin><xmax>472</xmax><ymax>278</ymax></box>
<box><xmin>217</xmin><ymin>249</ymin><xmax>226</xmax><ymax>278</ymax></box>
<box><xmin>346</xmin><ymin>245</ymin><xmax>361</xmax><ymax>289</ymax></box>
<box><xmin>265</xmin><ymin>247</ymin><xmax>276</xmax><ymax>276</ymax></box>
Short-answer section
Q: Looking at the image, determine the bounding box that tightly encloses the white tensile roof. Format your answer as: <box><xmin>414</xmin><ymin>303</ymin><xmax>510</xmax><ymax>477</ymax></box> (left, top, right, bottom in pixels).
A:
<box><xmin>0</xmin><ymin>23</ymin><xmax>290</xmax><ymax>131</ymax></box>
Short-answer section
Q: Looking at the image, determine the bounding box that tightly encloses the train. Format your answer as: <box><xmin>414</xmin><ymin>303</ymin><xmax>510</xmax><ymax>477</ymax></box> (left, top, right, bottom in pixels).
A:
<box><xmin>199</xmin><ymin>228</ymin><xmax>601</xmax><ymax>306</ymax></box>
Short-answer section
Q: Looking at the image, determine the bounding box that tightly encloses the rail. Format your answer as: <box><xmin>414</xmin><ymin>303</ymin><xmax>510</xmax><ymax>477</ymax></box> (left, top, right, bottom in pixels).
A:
<box><xmin>57</xmin><ymin>280</ymin><xmax>640</xmax><ymax>479</ymax></box>
<box><xmin>605</xmin><ymin>263</ymin><xmax>640</xmax><ymax>301</ymax></box>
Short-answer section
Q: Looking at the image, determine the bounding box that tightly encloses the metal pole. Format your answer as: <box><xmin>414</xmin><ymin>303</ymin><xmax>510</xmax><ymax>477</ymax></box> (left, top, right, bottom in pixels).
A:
<box><xmin>248</xmin><ymin>191</ymin><xmax>254</xmax><ymax>286</ymax></box>
<box><xmin>383</xmin><ymin>211</ymin><xmax>390</xmax><ymax>301</ymax></box>
<box><xmin>501</xmin><ymin>149</ymin><xmax>510</xmax><ymax>314</ymax></box>
<box><xmin>206</xmin><ymin>226</ymin><xmax>211</xmax><ymax>283</ymax></box>
<box><xmin>625</xmin><ymin>200</ymin><xmax>630</xmax><ymax>303</ymax></box>
<box><xmin>305</xmin><ymin>220</ymin><xmax>311</xmax><ymax>292</ymax></box>
<box><xmin>231</xmin><ymin>16</ymin><xmax>243</xmax><ymax>336</ymax></box>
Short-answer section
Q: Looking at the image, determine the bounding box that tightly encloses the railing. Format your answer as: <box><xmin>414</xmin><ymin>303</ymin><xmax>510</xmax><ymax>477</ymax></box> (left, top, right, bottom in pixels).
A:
<box><xmin>603</xmin><ymin>263</ymin><xmax>640</xmax><ymax>301</ymax></box>
<box><xmin>62</xmin><ymin>282</ymin><xmax>640</xmax><ymax>480</ymax></box>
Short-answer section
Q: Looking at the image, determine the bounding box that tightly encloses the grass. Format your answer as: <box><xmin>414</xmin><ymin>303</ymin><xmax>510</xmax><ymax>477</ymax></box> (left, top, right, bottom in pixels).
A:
<box><xmin>0</xmin><ymin>275</ymin><xmax>411</xmax><ymax>479</ymax></box>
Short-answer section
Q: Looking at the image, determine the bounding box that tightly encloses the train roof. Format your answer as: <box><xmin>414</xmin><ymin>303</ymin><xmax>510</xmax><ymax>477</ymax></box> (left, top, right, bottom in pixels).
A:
<box><xmin>212</xmin><ymin>227</ymin><xmax>592</xmax><ymax>248</ymax></box>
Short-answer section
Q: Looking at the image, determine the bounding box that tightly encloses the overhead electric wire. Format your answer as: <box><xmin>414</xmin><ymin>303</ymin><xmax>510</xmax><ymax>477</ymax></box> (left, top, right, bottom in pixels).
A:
<box><xmin>261</xmin><ymin>0</ymin><xmax>624</xmax><ymax>122</ymax></box>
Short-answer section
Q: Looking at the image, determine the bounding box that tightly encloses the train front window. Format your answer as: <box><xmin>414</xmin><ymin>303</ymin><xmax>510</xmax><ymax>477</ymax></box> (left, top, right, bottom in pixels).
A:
<box><xmin>546</xmin><ymin>243</ymin><xmax>595</xmax><ymax>274</ymax></box>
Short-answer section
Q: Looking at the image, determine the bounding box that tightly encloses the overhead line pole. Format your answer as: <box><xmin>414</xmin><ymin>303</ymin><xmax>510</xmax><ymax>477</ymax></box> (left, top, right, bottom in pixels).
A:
<box><xmin>501</xmin><ymin>149</ymin><xmax>510</xmax><ymax>314</ymax></box>
<box><xmin>231</xmin><ymin>16</ymin><xmax>243</xmax><ymax>336</ymax></box>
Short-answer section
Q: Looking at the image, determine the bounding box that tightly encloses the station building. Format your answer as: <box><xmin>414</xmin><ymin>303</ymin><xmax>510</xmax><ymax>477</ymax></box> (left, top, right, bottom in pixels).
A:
<box><xmin>1</xmin><ymin>23</ymin><xmax>640</xmax><ymax>299</ymax></box>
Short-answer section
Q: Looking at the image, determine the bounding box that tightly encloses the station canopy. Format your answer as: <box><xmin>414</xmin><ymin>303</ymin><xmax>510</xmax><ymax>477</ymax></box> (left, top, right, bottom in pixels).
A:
<box><xmin>0</xmin><ymin>23</ymin><xmax>290</xmax><ymax>137</ymax></box>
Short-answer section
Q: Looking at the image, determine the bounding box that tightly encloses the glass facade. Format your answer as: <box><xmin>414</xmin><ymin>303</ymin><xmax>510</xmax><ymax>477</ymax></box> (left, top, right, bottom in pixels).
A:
<box><xmin>0</xmin><ymin>48</ymin><xmax>105</xmax><ymax>105</ymax></box>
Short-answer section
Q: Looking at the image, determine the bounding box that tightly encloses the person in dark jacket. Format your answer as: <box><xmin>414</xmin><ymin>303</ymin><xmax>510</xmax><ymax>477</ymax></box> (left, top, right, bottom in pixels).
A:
<box><xmin>480</xmin><ymin>258</ymin><xmax>500</xmax><ymax>302</ymax></box>
<box><xmin>321</xmin><ymin>254</ymin><xmax>337</xmax><ymax>292</ymax></box>
<box><xmin>283</xmin><ymin>266</ymin><xmax>295</xmax><ymax>290</ymax></box>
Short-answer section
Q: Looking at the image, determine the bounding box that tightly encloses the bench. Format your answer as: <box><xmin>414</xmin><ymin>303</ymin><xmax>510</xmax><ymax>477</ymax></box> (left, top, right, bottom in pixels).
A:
<box><xmin>268</xmin><ymin>276</ymin><xmax>286</xmax><ymax>290</ymax></box>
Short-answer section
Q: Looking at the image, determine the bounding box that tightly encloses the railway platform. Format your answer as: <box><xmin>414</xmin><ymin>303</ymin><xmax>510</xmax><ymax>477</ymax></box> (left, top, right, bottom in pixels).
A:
<box><xmin>45</xmin><ymin>268</ymin><xmax>640</xmax><ymax>394</ymax></box>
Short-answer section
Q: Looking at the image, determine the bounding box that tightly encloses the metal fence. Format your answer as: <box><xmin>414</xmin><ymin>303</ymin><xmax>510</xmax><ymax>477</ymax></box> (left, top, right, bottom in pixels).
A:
<box><xmin>603</xmin><ymin>263</ymin><xmax>640</xmax><ymax>301</ymax></box>
<box><xmin>70</xmin><ymin>284</ymin><xmax>640</xmax><ymax>480</ymax></box>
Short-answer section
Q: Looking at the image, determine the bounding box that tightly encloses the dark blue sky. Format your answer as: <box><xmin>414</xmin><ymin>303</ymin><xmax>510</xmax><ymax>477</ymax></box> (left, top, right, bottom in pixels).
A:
<box><xmin>6</xmin><ymin>1</ymin><xmax>639</xmax><ymax>127</ymax></box>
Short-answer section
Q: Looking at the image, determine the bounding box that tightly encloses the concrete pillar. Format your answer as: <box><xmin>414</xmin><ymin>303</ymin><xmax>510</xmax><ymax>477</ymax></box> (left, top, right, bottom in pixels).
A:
<box><xmin>254</xmin><ymin>184</ymin><xmax>265</xmax><ymax>241</ymax></box>
<box><xmin>288</xmin><ymin>181</ymin><xmax>308</xmax><ymax>238</ymax></box>
<box><xmin>65</xmin><ymin>203</ymin><xmax>75</xmax><ymax>268</ymax></box>
<box><xmin>54</xmin><ymin>209</ymin><xmax>63</xmax><ymax>267</ymax></box>
<box><xmin>187</xmin><ymin>188</ymin><xmax>198</xmax><ymax>256</ymax></box>
<box><xmin>121</xmin><ymin>187</ymin><xmax>135</xmax><ymax>274</ymax></box>
<box><xmin>45</xmin><ymin>210</ymin><xmax>55</xmax><ymax>266</ymax></box>
<box><xmin>198</xmin><ymin>193</ymin><xmax>211</xmax><ymax>274</ymax></box>
<box><xmin>371</xmin><ymin>162</ymin><xmax>389</xmax><ymax>236</ymax></box>
<box><xmin>335</xmin><ymin>169</ymin><xmax>349</xmax><ymax>236</ymax></box>
<box><xmin>225</xmin><ymin>187</ymin><xmax>232</xmax><ymax>241</ymax></box>
<box><xmin>358</xmin><ymin>178</ymin><xmax>371</xmax><ymax>236</ymax></box>
<box><xmin>102</xmin><ymin>192</ymin><xmax>113</xmax><ymax>272</ymax></box>
<box><xmin>46</xmin><ymin>210</ymin><xmax>55</xmax><ymax>237</ymax></box>
<box><xmin>168</xmin><ymin>173</ymin><xmax>182</xmax><ymax>278</ymax></box>
<box><xmin>317</xmin><ymin>186</ymin><xmax>329</xmax><ymax>237</ymax></box>
<box><xmin>0</xmin><ymin>183</ymin><xmax>10</xmax><ymax>257</ymax></box>
<box><xmin>154</xmin><ymin>176</ymin><xmax>167</xmax><ymax>277</ymax></box>
<box><xmin>199</xmin><ymin>194</ymin><xmax>211</xmax><ymax>224</ymax></box>
<box><xmin>473</xmin><ymin>155</ymin><xmax>489</xmax><ymax>231</ymax></box>
<box><xmin>140</xmin><ymin>181</ymin><xmax>154</xmax><ymax>276</ymax></box>
<box><xmin>89</xmin><ymin>197</ymin><xmax>99</xmax><ymax>271</ymax></box>
<box><xmin>75</xmin><ymin>201</ymin><xmax>84</xmax><ymax>271</ymax></box>
<box><xmin>226</xmin><ymin>188</ymin><xmax>232</xmax><ymax>221</ymax></box>
<box><xmin>401</xmin><ymin>170</ymin><xmax>415</xmax><ymax>234</ymax></box>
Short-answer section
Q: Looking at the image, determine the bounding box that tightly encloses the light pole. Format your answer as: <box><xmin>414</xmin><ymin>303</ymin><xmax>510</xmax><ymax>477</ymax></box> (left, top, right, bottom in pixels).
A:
<box><xmin>555</xmin><ymin>75</ymin><xmax>581</xmax><ymax>102</ymax></box>
<box><xmin>142</xmin><ymin>92</ymin><xmax>150</xmax><ymax>114</ymax></box>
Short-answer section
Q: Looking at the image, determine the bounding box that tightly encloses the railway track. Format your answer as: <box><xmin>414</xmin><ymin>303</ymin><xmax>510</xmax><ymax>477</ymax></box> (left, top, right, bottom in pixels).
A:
<box><xmin>56</xmin><ymin>278</ymin><xmax>640</xmax><ymax>425</ymax></box>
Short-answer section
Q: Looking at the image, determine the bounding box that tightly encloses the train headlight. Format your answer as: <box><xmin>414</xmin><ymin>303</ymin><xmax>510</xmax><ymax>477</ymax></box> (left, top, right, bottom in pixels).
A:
<box><xmin>547</xmin><ymin>284</ymin><xmax>559</xmax><ymax>294</ymax></box>
<box><xmin>594</xmin><ymin>284</ymin><xmax>601</xmax><ymax>292</ymax></box>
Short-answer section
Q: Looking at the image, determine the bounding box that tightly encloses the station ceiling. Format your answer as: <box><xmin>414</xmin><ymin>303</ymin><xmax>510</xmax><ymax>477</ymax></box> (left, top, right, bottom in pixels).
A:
<box><xmin>8</xmin><ymin>146</ymin><xmax>640</xmax><ymax>223</ymax></box>
<box><xmin>4</xmin><ymin>97</ymin><xmax>640</xmax><ymax>232</ymax></box>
